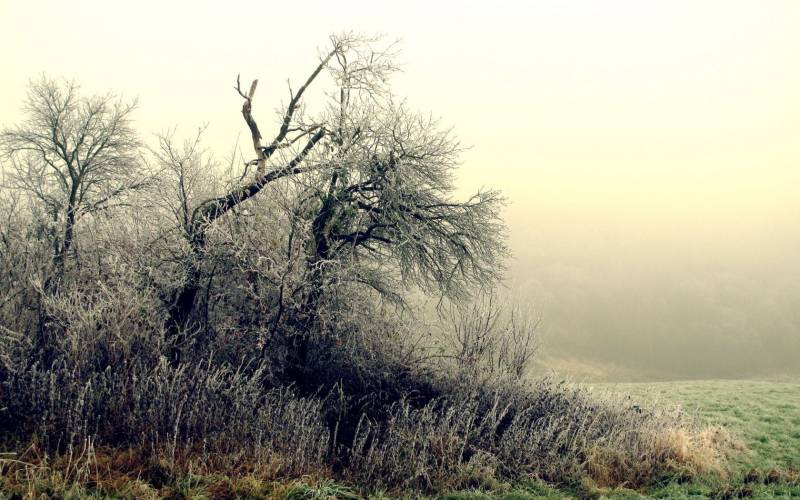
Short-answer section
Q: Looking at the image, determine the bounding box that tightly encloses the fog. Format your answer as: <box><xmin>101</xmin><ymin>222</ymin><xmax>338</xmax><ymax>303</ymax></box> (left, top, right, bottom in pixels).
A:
<box><xmin>508</xmin><ymin>206</ymin><xmax>800</xmax><ymax>380</ymax></box>
<box><xmin>2</xmin><ymin>0</ymin><xmax>799</xmax><ymax>380</ymax></box>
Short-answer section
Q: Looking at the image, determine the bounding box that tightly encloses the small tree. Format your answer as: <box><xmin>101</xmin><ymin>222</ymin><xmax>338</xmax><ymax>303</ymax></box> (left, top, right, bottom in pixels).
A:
<box><xmin>159</xmin><ymin>34</ymin><xmax>395</xmax><ymax>362</ymax></box>
<box><xmin>443</xmin><ymin>292</ymin><xmax>541</xmax><ymax>381</ymax></box>
<box><xmin>285</xmin><ymin>45</ymin><xmax>508</xmax><ymax>326</ymax></box>
<box><xmin>215</xmin><ymin>36</ymin><xmax>510</xmax><ymax>374</ymax></box>
<box><xmin>297</xmin><ymin>104</ymin><xmax>507</xmax><ymax>313</ymax></box>
<box><xmin>1</xmin><ymin>77</ymin><xmax>144</xmax><ymax>360</ymax></box>
<box><xmin>0</xmin><ymin>76</ymin><xmax>144</xmax><ymax>284</ymax></box>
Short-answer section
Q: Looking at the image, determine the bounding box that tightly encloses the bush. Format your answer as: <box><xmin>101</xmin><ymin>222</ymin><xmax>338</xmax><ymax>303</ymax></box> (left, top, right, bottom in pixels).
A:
<box><xmin>346</xmin><ymin>377</ymin><xmax>734</xmax><ymax>491</ymax></box>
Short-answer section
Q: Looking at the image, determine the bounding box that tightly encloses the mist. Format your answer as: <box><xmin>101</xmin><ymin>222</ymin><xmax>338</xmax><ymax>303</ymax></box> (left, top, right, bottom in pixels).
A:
<box><xmin>2</xmin><ymin>0</ymin><xmax>799</xmax><ymax>382</ymax></box>
<box><xmin>507</xmin><ymin>204</ymin><xmax>800</xmax><ymax>381</ymax></box>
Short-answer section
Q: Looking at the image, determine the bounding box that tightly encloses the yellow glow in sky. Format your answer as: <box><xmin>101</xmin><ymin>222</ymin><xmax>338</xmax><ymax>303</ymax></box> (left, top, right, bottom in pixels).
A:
<box><xmin>2</xmin><ymin>0</ymin><xmax>799</xmax><ymax>378</ymax></box>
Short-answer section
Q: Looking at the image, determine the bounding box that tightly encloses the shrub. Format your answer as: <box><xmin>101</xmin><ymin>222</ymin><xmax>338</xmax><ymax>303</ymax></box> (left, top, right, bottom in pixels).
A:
<box><xmin>346</xmin><ymin>377</ymin><xmax>735</xmax><ymax>492</ymax></box>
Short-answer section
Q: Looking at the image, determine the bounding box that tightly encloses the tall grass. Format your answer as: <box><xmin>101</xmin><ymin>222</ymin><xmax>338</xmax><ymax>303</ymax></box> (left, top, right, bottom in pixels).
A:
<box><xmin>348</xmin><ymin>379</ymin><xmax>736</xmax><ymax>491</ymax></box>
<box><xmin>0</xmin><ymin>278</ymin><xmax>738</xmax><ymax>495</ymax></box>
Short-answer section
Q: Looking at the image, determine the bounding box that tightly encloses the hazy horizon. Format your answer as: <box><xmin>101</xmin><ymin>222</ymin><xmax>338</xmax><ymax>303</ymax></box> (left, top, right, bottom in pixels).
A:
<box><xmin>2</xmin><ymin>0</ymin><xmax>798</xmax><ymax>381</ymax></box>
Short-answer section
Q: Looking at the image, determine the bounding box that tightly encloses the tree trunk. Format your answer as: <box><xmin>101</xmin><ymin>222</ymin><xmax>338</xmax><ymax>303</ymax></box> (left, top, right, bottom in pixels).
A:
<box><xmin>284</xmin><ymin>186</ymin><xmax>338</xmax><ymax>381</ymax></box>
<box><xmin>35</xmin><ymin>198</ymin><xmax>78</xmax><ymax>367</ymax></box>
<box><xmin>52</xmin><ymin>204</ymin><xmax>76</xmax><ymax>278</ymax></box>
<box><xmin>164</xmin><ymin>231</ymin><xmax>205</xmax><ymax>366</ymax></box>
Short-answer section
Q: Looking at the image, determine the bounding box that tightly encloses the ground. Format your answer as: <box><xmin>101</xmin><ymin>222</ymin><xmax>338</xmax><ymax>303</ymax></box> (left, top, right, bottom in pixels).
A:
<box><xmin>2</xmin><ymin>379</ymin><xmax>799</xmax><ymax>499</ymax></box>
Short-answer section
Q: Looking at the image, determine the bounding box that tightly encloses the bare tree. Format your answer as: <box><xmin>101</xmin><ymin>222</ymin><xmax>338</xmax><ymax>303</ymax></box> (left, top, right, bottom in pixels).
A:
<box><xmin>160</xmin><ymin>34</ymin><xmax>395</xmax><ymax>362</ymax></box>
<box><xmin>298</xmin><ymin>104</ymin><xmax>507</xmax><ymax>311</ymax></box>
<box><xmin>141</xmin><ymin>34</ymin><xmax>506</xmax><ymax>369</ymax></box>
<box><xmin>212</xmin><ymin>36</ymin><xmax>511</xmax><ymax>375</ymax></box>
<box><xmin>150</xmin><ymin>126</ymin><xmax>213</xmax><ymax>236</ymax></box>
<box><xmin>285</xmin><ymin>48</ymin><xmax>508</xmax><ymax>327</ymax></box>
<box><xmin>0</xmin><ymin>77</ymin><xmax>144</xmax><ymax>361</ymax></box>
<box><xmin>0</xmin><ymin>76</ymin><xmax>144</xmax><ymax>284</ymax></box>
<box><xmin>443</xmin><ymin>291</ymin><xmax>541</xmax><ymax>380</ymax></box>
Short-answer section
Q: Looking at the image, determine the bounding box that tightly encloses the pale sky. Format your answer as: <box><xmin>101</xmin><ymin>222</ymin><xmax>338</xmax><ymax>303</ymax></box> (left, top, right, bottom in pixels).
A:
<box><xmin>2</xmin><ymin>0</ymin><xmax>799</xmax><ymax>380</ymax></box>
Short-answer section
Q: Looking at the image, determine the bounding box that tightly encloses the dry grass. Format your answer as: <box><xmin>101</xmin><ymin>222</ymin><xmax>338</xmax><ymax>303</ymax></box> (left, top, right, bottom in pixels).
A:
<box><xmin>0</xmin><ymin>442</ymin><xmax>339</xmax><ymax>499</ymax></box>
<box><xmin>584</xmin><ymin>424</ymin><xmax>741</xmax><ymax>488</ymax></box>
<box><xmin>595</xmin><ymin>379</ymin><xmax>800</xmax><ymax>470</ymax></box>
<box><xmin>1</xmin><ymin>375</ymin><xmax>742</xmax><ymax>497</ymax></box>
<box><xmin>344</xmin><ymin>378</ymin><xmax>740</xmax><ymax>492</ymax></box>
